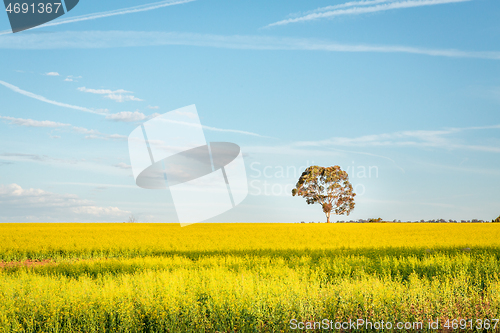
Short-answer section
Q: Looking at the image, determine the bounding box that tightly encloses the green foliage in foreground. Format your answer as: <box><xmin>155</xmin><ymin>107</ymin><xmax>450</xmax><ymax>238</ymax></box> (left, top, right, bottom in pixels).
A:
<box><xmin>0</xmin><ymin>249</ymin><xmax>499</xmax><ymax>332</ymax></box>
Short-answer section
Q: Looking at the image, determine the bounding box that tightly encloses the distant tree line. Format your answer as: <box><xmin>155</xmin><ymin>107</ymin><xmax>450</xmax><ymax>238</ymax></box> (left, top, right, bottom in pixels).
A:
<box><xmin>299</xmin><ymin>218</ymin><xmax>497</xmax><ymax>223</ymax></box>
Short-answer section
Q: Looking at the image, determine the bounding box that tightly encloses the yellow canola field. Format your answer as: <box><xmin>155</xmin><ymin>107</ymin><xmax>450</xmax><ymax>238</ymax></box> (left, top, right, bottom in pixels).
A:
<box><xmin>0</xmin><ymin>223</ymin><xmax>499</xmax><ymax>332</ymax></box>
<box><xmin>0</xmin><ymin>223</ymin><xmax>499</xmax><ymax>260</ymax></box>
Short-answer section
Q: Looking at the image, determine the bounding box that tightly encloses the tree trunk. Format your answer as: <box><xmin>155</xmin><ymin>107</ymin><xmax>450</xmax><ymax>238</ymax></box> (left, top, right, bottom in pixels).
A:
<box><xmin>326</xmin><ymin>213</ymin><xmax>330</xmax><ymax>223</ymax></box>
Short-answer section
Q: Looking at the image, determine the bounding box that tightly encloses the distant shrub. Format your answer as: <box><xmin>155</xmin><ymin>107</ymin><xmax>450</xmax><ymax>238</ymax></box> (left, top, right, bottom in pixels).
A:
<box><xmin>369</xmin><ymin>218</ymin><xmax>383</xmax><ymax>223</ymax></box>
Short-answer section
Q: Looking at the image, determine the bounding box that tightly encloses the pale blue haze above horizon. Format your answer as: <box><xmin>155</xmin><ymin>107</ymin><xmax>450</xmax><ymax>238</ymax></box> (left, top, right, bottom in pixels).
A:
<box><xmin>0</xmin><ymin>0</ymin><xmax>498</xmax><ymax>223</ymax></box>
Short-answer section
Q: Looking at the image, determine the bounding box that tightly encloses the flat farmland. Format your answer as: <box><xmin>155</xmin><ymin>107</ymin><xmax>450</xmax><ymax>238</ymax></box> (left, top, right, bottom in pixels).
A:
<box><xmin>0</xmin><ymin>223</ymin><xmax>499</xmax><ymax>332</ymax></box>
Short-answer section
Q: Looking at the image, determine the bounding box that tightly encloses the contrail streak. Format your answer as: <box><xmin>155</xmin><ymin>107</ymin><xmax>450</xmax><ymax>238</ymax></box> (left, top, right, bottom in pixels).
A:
<box><xmin>0</xmin><ymin>80</ymin><xmax>105</xmax><ymax>115</ymax></box>
<box><xmin>267</xmin><ymin>0</ymin><xmax>470</xmax><ymax>27</ymax></box>
<box><xmin>0</xmin><ymin>0</ymin><xmax>195</xmax><ymax>34</ymax></box>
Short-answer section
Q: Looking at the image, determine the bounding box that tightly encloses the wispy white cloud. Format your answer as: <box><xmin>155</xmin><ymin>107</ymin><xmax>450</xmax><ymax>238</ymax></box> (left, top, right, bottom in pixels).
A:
<box><xmin>71</xmin><ymin>126</ymin><xmax>126</xmax><ymax>140</ymax></box>
<box><xmin>52</xmin><ymin>182</ymin><xmax>136</xmax><ymax>189</ymax></box>
<box><xmin>107</xmin><ymin>134</ymin><xmax>128</xmax><ymax>140</ymax></box>
<box><xmin>69</xmin><ymin>126</ymin><xmax>127</xmax><ymax>141</ymax></box>
<box><xmin>282</xmin><ymin>0</ymin><xmax>398</xmax><ymax>22</ymax></box>
<box><xmin>293</xmin><ymin>124</ymin><xmax>500</xmax><ymax>153</ymax></box>
<box><xmin>64</xmin><ymin>75</ymin><xmax>82</xmax><ymax>82</ymax></box>
<box><xmin>106</xmin><ymin>111</ymin><xmax>145</xmax><ymax>122</ymax></box>
<box><xmin>0</xmin><ymin>80</ymin><xmax>106</xmax><ymax>115</ymax></box>
<box><xmin>42</xmin><ymin>0</ymin><xmax>195</xmax><ymax>28</ymax></box>
<box><xmin>1</xmin><ymin>31</ymin><xmax>499</xmax><ymax>60</ymax></box>
<box><xmin>77</xmin><ymin>87</ymin><xmax>131</xmax><ymax>94</ymax></box>
<box><xmin>106</xmin><ymin>110</ymin><xmax>270</xmax><ymax>138</ymax></box>
<box><xmin>45</xmin><ymin>72</ymin><xmax>60</xmax><ymax>76</ymax></box>
<box><xmin>78</xmin><ymin>86</ymin><xmax>143</xmax><ymax>102</ymax></box>
<box><xmin>308</xmin><ymin>0</ymin><xmax>397</xmax><ymax>13</ymax></box>
<box><xmin>322</xmin><ymin>146</ymin><xmax>406</xmax><ymax>173</ymax></box>
<box><xmin>175</xmin><ymin>110</ymin><xmax>197</xmax><ymax>119</ymax></box>
<box><xmin>148</xmin><ymin>105</ymin><xmax>160</xmax><ymax>109</ymax></box>
<box><xmin>154</xmin><ymin>117</ymin><xmax>270</xmax><ymax>138</ymax></box>
<box><xmin>121</xmin><ymin>110</ymin><xmax>269</xmax><ymax>138</ymax></box>
<box><xmin>0</xmin><ymin>111</ymin><xmax>132</xmax><ymax>140</ymax></box>
<box><xmin>0</xmin><ymin>116</ymin><xmax>70</xmax><ymax>128</ymax></box>
<box><xmin>201</xmin><ymin>124</ymin><xmax>271</xmax><ymax>138</ymax></box>
<box><xmin>106</xmin><ymin>95</ymin><xmax>143</xmax><ymax>102</ymax></box>
<box><xmin>0</xmin><ymin>113</ymin><xmax>130</xmax><ymax>140</ymax></box>
<box><xmin>0</xmin><ymin>183</ymin><xmax>130</xmax><ymax>222</ymax></box>
<box><xmin>0</xmin><ymin>152</ymin><xmax>79</xmax><ymax>164</ymax></box>
<box><xmin>106</xmin><ymin>111</ymin><xmax>157</xmax><ymax>122</ymax></box>
<box><xmin>267</xmin><ymin>0</ymin><xmax>471</xmax><ymax>27</ymax></box>
<box><xmin>113</xmin><ymin>163</ymin><xmax>132</xmax><ymax>170</ymax></box>
<box><xmin>0</xmin><ymin>0</ymin><xmax>195</xmax><ymax>35</ymax></box>
<box><xmin>0</xmin><ymin>150</ymin><xmax>134</xmax><ymax>180</ymax></box>
<box><xmin>72</xmin><ymin>126</ymin><xmax>100</xmax><ymax>135</ymax></box>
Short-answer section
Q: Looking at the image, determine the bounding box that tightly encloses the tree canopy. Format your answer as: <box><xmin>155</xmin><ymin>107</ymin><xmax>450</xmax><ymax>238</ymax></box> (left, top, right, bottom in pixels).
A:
<box><xmin>292</xmin><ymin>165</ymin><xmax>356</xmax><ymax>223</ymax></box>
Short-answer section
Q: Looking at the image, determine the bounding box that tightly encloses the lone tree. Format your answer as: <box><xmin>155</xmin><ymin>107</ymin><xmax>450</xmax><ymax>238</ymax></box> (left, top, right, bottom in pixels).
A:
<box><xmin>292</xmin><ymin>165</ymin><xmax>356</xmax><ymax>223</ymax></box>
<box><xmin>127</xmin><ymin>214</ymin><xmax>138</xmax><ymax>223</ymax></box>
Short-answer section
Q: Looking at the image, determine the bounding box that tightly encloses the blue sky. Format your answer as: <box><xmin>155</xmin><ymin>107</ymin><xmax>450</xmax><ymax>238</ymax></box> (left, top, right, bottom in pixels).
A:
<box><xmin>0</xmin><ymin>0</ymin><xmax>499</xmax><ymax>223</ymax></box>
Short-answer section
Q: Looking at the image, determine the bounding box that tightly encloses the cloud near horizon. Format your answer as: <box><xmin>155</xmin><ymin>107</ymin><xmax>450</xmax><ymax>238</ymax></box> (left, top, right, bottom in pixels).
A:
<box><xmin>0</xmin><ymin>183</ymin><xmax>130</xmax><ymax>222</ymax></box>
